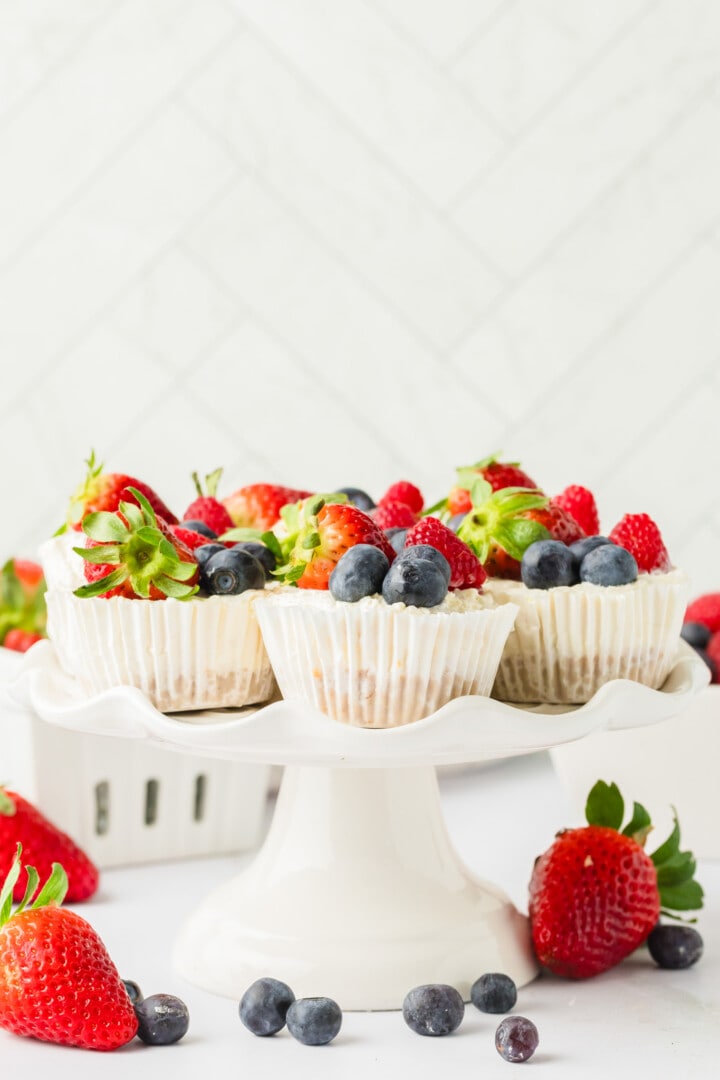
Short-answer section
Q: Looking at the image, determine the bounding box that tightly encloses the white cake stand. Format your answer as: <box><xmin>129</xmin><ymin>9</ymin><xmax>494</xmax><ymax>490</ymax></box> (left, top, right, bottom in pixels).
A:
<box><xmin>11</xmin><ymin>642</ymin><xmax>708</xmax><ymax>1011</ymax></box>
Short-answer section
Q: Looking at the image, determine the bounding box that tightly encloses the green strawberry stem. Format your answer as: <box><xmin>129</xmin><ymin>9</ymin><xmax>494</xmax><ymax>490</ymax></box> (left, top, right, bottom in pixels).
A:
<box><xmin>585</xmin><ymin>780</ymin><xmax>703</xmax><ymax>918</ymax></box>
<box><xmin>192</xmin><ymin>467</ymin><xmax>223</xmax><ymax>499</ymax></box>
<box><xmin>0</xmin><ymin>844</ymin><xmax>68</xmax><ymax>927</ymax></box>
<box><xmin>457</xmin><ymin>483</ymin><xmax>550</xmax><ymax>563</ymax></box>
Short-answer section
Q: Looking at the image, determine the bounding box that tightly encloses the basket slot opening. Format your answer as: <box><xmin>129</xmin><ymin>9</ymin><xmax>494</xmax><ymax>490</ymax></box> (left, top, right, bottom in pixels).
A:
<box><xmin>144</xmin><ymin>779</ymin><xmax>160</xmax><ymax>826</ymax></box>
<box><xmin>193</xmin><ymin>774</ymin><xmax>207</xmax><ymax>822</ymax></box>
<box><xmin>94</xmin><ymin>781</ymin><xmax>110</xmax><ymax>836</ymax></box>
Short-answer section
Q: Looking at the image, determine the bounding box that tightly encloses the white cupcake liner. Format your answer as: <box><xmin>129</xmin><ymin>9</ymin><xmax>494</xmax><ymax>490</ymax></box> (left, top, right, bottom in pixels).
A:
<box><xmin>486</xmin><ymin>570</ymin><xmax>690</xmax><ymax>705</ymax></box>
<box><xmin>46</xmin><ymin>589</ymin><xmax>276</xmax><ymax>713</ymax></box>
<box><xmin>254</xmin><ymin>589</ymin><xmax>519</xmax><ymax>728</ymax></box>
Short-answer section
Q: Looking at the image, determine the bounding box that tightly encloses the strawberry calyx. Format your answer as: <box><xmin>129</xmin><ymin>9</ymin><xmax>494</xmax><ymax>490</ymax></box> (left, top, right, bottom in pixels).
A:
<box><xmin>192</xmin><ymin>467</ymin><xmax>223</xmax><ymax>500</ymax></box>
<box><xmin>274</xmin><ymin>494</ymin><xmax>348</xmax><ymax>584</ymax></box>
<box><xmin>456</xmin><ymin>480</ymin><xmax>550</xmax><ymax>564</ymax></box>
<box><xmin>0</xmin><ymin>844</ymin><xmax>68</xmax><ymax>928</ymax></box>
<box><xmin>73</xmin><ymin>488</ymin><xmax>198</xmax><ymax>600</ymax></box>
<box><xmin>585</xmin><ymin>781</ymin><xmax>703</xmax><ymax>917</ymax></box>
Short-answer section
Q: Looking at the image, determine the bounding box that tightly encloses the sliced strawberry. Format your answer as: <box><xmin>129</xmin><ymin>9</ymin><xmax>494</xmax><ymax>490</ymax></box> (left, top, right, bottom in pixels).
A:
<box><xmin>608</xmin><ymin>513</ymin><xmax>671</xmax><ymax>573</ymax></box>
<box><xmin>552</xmin><ymin>485</ymin><xmax>600</xmax><ymax>537</ymax></box>
<box><xmin>405</xmin><ymin>518</ymin><xmax>486</xmax><ymax>590</ymax></box>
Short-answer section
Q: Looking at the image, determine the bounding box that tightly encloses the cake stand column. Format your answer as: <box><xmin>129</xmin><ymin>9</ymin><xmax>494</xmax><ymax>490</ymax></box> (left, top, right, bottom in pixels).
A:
<box><xmin>174</xmin><ymin>763</ymin><xmax>538</xmax><ymax>1010</ymax></box>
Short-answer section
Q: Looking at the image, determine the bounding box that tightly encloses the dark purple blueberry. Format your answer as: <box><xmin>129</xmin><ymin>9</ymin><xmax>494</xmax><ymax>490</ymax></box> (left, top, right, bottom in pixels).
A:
<box><xmin>385</xmin><ymin>526</ymin><xmax>409</xmax><ymax>556</ymax></box>
<box><xmin>180</xmin><ymin>519</ymin><xmax>217</xmax><ymax>539</ymax></box>
<box><xmin>204</xmin><ymin>548</ymin><xmax>266</xmax><ymax>595</ymax></box>
<box><xmin>579</xmin><ymin>543</ymin><xmax>638</xmax><ymax>586</ymax></box>
<box><xmin>681</xmin><ymin>621</ymin><xmax>711</xmax><ymax>650</ymax></box>
<box><xmin>336</xmin><ymin>486</ymin><xmax>375</xmax><ymax>512</ymax></box>
<box><xmin>232</xmin><ymin>541</ymin><xmax>276</xmax><ymax>579</ymax></box>
<box><xmin>195</xmin><ymin>542</ymin><xmax>226</xmax><ymax>571</ymax></box>
<box><xmin>286</xmin><ymin>997</ymin><xmax>342</xmax><ymax>1046</ymax></box>
<box><xmin>329</xmin><ymin>544</ymin><xmax>390</xmax><ymax>602</ymax></box>
<box><xmin>521</xmin><ymin>540</ymin><xmax>578</xmax><ymax>589</ymax></box>
<box><xmin>401</xmin><ymin>544</ymin><xmax>451</xmax><ymax>587</ymax></box>
<box><xmin>239</xmin><ymin>977</ymin><xmax>295</xmax><ymax>1036</ymax></box>
<box><xmin>470</xmin><ymin>972</ymin><xmax>517</xmax><ymax>1014</ymax></box>
<box><xmin>495</xmin><ymin>1015</ymin><xmax>539</xmax><ymax>1063</ymax></box>
<box><xmin>122</xmin><ymin>979</ymin><xmax>143</xmax><ymax>1005</ymax></box>
<box><xmin>647</xmin><ymin>924</ymin><xmax>703</xmax><ymax>969</ymax></box>
<box><xmin>382</xmin><ymin>550</ymin><xmax>449</xmax><ymax>608</ymax></box>
<box><xmin>402</xmin><ymin>984</ymin><xmax>464</xmax><ymax>1037</ymax></box>
<box><xmin>569</xmin><ymin>535</ymin><xmax>611</xmax><ymax>561</ymax></box>
<box><xmin>135</xmin><ymin>993</ymin><xmax>190</xmax><ymax>1045</ymax></box>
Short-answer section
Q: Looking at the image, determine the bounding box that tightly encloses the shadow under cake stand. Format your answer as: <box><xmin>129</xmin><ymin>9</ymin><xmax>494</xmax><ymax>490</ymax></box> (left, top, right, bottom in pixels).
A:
<box><xmin>12</xmin><ymin>642</ymin><xmax>708</xmax><ymax>1011</ymax></box>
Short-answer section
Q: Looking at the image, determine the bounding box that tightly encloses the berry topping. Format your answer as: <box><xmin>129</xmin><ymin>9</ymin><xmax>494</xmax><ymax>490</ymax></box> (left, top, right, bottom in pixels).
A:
<box><xmin>402</xmin><ymin>984</ymin><xmax>464</xmax><ymax>1037</ymax></box>
<box><xmin>169</xmin><ymin>523</ymin><xmax>219</xmax><ymax>552</ymax></box>
<box><xmin>552</xmin><ymin>485</ymin><xmax>600</xmax><ymax>537</ymax></box>
<box><xmin>647</xmin><ymin>924</ymin><xmax>703</xmax><ymax>970</ymax></box>
<box><xmin>195</xmin><ymin>543</ymin><xmax>226</xmax><ymax>570</ymax></box>
<box><xmin>231</xmin><ymin>541</ymin><xmax>277</xmax><ymax>580</ymax></box>
<box><xmin>2</xmin><ymin>629</ymin><xmax>43</xmax><ymax>653</ymax></box>
<box><xmin>444</xmin><ymin>455</ymin><xmax>539</xmax><ymax>518</ymax></box>
<box><xmin>239</xmin><ymin>977</ymin><xmax>295</xmax><ymax>1037</ymax></box>
<box><xmin>371</xmin><ymin>500</ymin><xmax>419</xmax><ymax>530</ymax></box>
<box><xmin>470</xmin><ymin>972</ymin><xmax>518</xmax><ymax>1014</ymax></box>
<box><xmin>456</xmin><ymin>480</ymin><xmax>551</xmax><ymax>576</ymax></box>
<box><xmin>684</xmin><ymin>593</ymin><xmax>720</xmax><ymax>634</ymax></box>
<box><xmin>385</xmin><ymin>526</ymin><xmax>410</xmax><ymax>555</ymax></box>
<box><xmin>329</xmin><ymin>545</ymin><xmax>390</xmax><ymax>602</ymax></box>
<box><xmin>495</xmin><ymin>1016</ymin><xmax>539</xmax><ymax>1063</ymax></box>
<box><xmin>202</xmin><ymin>548</ymin><xmax>266</xmax><ymax>596</ymax></box>
<box><xmin>681</xmin><ymin>621</ymin><xmax>712</xmax><ymax>650</ymax></box>
<box><xmin>183</xmin><ymin>468</ymin><xmax>234</xmax><ymax>536</ymax></box>
<box><xmin>286</xmin><ymin>997</ymin><xmax>342</xmax><ymax>1046</ymax></box>
<box><xmin>521</xmin><ymin>540</ymin><xmax>579</xmax><ymax>589</ymax></box>
<box><xmin>134</xmin><ymin>993</ymin><xmax>189</xmax><ymax>1045</ymax></box>
<box><xmin>336</xmin><ymin>486</ymin><xmax>376</xmax><ymax>511</ymax></box>
<box><xmin>179</xmin><ymin>519</ymin><xmax>217</xmax><ymax>539</ymax></box>
<box><xmin>381</xmin><ymin>548</ymin><xmax>450</xmax><ymax>608</ymax></box>
<box><xmin>223</xmin><ymin>483</ymin><xmax>312</xmax><ymax>531</ymax></box>
<box><xmin>569</xmin><ymin>535</ymin><xmax>611</xmax><ymax>561</ymax></box>
<box><xmin>405</xmin><ymin>517</ymin><xmax>486</xmax><ymax>590</ymax></box>
<box><xmin>608</xmin><ymin>513</ymin><xmax>671</xmax><ymax>573</ymax></box>
<box><xmin>378</xmin><ymin>480</ymin><xmax>424</xmax><ymax>515</ymax></box>
<box><xmin>64</xmin><ymin>450</ymin><xmax>177</xmax><ymax>531</ymax></box>
<box><xmin>579</xmin><ymin>543</ymin><xmax>638</xmax><ymax>587</ymax></box>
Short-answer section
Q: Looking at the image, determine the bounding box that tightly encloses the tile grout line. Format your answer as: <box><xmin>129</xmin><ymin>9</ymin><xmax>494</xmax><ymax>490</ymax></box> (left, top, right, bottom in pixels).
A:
<box><xmin>441</xmin><ymin>0</ymin><xmax>519</xmax><ymax>70</ymax></box>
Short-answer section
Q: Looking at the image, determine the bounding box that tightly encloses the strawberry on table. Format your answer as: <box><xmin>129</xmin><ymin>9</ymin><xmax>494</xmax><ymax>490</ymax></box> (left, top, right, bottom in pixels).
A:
<box><xmin>684</xmin><ymin>593</ymin><xmax>720</xmax><ymax>634</ymax></box>
<box><xmin>2</xmin><ymin>629</ymin><xmax>43</xmax><ymax>653</ymax></box>
<box><xmin>529</xmin><ymin>780</ymin><xmax>703</xmax><ymax>979</ymax></box>
<box><xmin>223</xmin><ymin>483</ymin><xmax>313</xmax><ymax>531</ymax></box>
<box><xmin>64</xmin><ymin>450</ymin><xmax>177</xmax><ymax>531</ymax></box>
<box><xmin>608</xmin><ymin>513</ymin><xmax>671</xmax><ymax>573</ymax></box>
<box><xmin>183</xmin><ymin>467</ymin><xmax>234</xmax><ymax>535</ymax></box>
<box><xmin>405</xmin><ymin>518</ymin><xmax>486</xmax><ymax>591</ymax></box>
<box><xmin>552</xmin><ymin>485</ymin><xmax>600</xmax><ymax>537</ymax></box>
<box><xmin>0</xmin><ymin>846</ymin><xmax>137</xmax><ymax>1050</ymax></box>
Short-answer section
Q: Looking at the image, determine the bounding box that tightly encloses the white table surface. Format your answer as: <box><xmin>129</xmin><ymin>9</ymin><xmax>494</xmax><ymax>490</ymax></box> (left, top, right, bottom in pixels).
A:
<box><xmin>0</xmin><ymin>751</ymin><xmax>717</xmax><ymax>1076</ymax></box>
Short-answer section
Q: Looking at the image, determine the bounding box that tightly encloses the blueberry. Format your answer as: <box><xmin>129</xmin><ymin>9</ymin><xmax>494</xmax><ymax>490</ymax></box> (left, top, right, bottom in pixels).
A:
<box><xmin>447</xmin><ymin>513</ymin><xmax>466</xmax><ymax>533</ymax></box>
<box><xmin>232</xmin><ymin>541</ymin><xmax>277</xmax><ymax>579</ymax></box>
<box><xmin>195</xmin><ymin>542</ymin><xmax>226</xmax><ymax>570</ymax></box>
<box><xmin>123</xmin><ymin>979</ymin><xmax>143</xmax><ymax>1005</ymax></box>
<box><xmin>180</xmin><ymin>519</ymin><xmax>217</xmax><ymax>539</ymax></box>
<box><xmin>470</xmin><ymin>972</ymin><xmax>517</xmax><ymax>1014</ymax></box>
<box><xmin>382</xmin><ymin>551</ymin><xmax>449</xmax><ymax>608</ymax></box>
<box><xmin>329</xmin><ymin>544</ymin><xmax>390</xmax><ymax>602</ymax></box>
<box><xmin>569</xmin><ymin>535</ymin><xmax>611</xmax><ymax>561</ymax></box>
<box><xmin>286</xmin><ymin>997</ymin><xmax>342</xmax><ymax>1046</ymax></box>
<box><xmin>402</xmin><ymin>984</ymin><xmax>464</xmax><ymax>1037</ymax></box>
<box><xmin>336</xmin><ymin>486</ymin><xmax>375</xmax><ymax>512</ymax></box>
<box><xmin>681</xmin><ymin>621</ymin><xmax>711</xmax><ymax>650</ymax></box>
<box><xmin>521</xmin><ymin>540</ymin><xmax>578</xmax><ymax>589</ymax></box>
<box><xmin>134</xmin><ymin>993</ymin><xmax>189</xmax><ymax>1045</ymax></box>
<box><xmin>384</xmin><ymin>526</ymin><xmax>409</xmax><ymax>556</ymax></box>
<box><xmin>695</xmin><ymin>648</ymin><xmax>717</xmax><ymax>681</ymax></box>
<box><xmin>495</xmin><ymin>1015</ymin><xmax>539</xmax><ymax>1063</ymax></box>
<box><xmin>647</xmin><ymin>924</ymin><xmax>703</xmax><ymax>969</ymax></box>
<box><xmin>580</xmin><ymin>543</ymin><xmax>638</xmax><ymax>586</ymax></box>
<box><xmin>239</xmin><ymin>977</ymin><xmax>295</xmax><ymax>1036</ymax></box>
<box><xmin>402</xmin><ymin>544</ymin><xmax>451</xmax><ymax>587</ymax></box>
<box><xmin>203</xmin><ymin>548</ymin><xmax>266</xmax><ymax>595</ymax></box>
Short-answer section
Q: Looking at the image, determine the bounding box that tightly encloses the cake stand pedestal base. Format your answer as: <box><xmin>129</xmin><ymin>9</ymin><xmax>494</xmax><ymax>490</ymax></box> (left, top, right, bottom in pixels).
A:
<box><xmin>174</xmin><ymin>764</ymin><xmax>538</xmax><ymax>1010</ymax></box>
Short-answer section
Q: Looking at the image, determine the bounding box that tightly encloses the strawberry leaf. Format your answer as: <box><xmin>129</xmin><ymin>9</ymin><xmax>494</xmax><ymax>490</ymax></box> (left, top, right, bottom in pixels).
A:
<box><xmin>622</xmin><ymin>801</ymin><xmax>652</xmax><ymax>846</ymax></box>
<box><xmin>74</xmin><ymin>544</ymin><xmax>121</xmax><ymax>566</ymax></box>
<box><xmin>260</xmin><ymin>531</ymin><xmax>284</xmax><ymax>562</ymax></box>
<box><xmin>470</xmin><ymin>478</ymin><xmax>493</xmax><ymax>507</ymax></box>
<box><xmin>658</xmin><ymin>880</ymin><xmax>704</xmax><ymax>912</ymax></box>
<box><xmin>0</xmin><ymin>789</ymin><xmax>16</xmax><ymax>817</ymax></box>
<box><xmin>220</xmin><ymin>527</ymin><xmax>265</xmax><ymax>543</ymax></box>
<box><xmin>494</xmin><ymin>519</ymin><xmax>550</xmax><ymax>561</ymax></box>
<box><xmin>81</xmin><ymin>511</ymin><xmax>130</xmax><ymax>543</ymax></box>
<box><xmin>656</xmin><ymin>852</ymin><xmax>697</xmax><ymax>887</ymax></box>
<box><xmin>74</xmin><ymin>567</ymin><xmax>129</xmax><ymax>599</ymax></box>
<box><xmin>14</xmin><ymin>865</ymin><xmax>39</xmax><ymax>915</ymax></box>
<box><xmin>585</xmin><ymin>780</ymin><xmax>624</xmax><ymax>830</ymax></box>
<box><xmin>31</xmin><ymin>862</ymin><xmax>68</xmax><ymax>909</ymax></box>
<box><xmin>154</xmin><ymin>576</ymin><xmax>199</xmax><ymax>600</ymax></box>
<box><xmin>125</xmin><ymin>487</ymin><xmax>157</xmax><ymax>525</ymax></box>
<box><xmin>0</xmin><ymin>845</ymin><xmax>23</xmax><ymax>925</ymax></box>
<box><xmin>651</xmin><ymin>811</ymin><xmax>680</xmax><ymax>866</ymax></box>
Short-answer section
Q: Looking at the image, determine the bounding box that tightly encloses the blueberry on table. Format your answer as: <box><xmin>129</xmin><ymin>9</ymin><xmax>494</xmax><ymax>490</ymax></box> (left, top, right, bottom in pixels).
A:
<box><xmin>232</xmin><ymin>541</ymin><xmax>277</xmax><ymax>579</ymax></box>
<box><xmin>286</xmin><ymin>997</ymin><xmax>342</xmax><ymax>1045</ymax></box>
<box><xmin>569</xmin><ymin>535</ymin><xmax>611</xmax><ymax>561</ymax></box>
<box><xmin>336</xmin><ymin>486</ymin><xmax>375</xmax><ymax>511</ymax></box>
<box><xmin>134</xmin><ymin>993</ymin><xmax>190</xmax><ymax>1045</ymax></box>
<box><xmin>180</xmin><ymin>519</ymin><xmax>217</xmax><ymax>539</ymax></box>
<box><xmin>470</xmin><ymin>972</ymin><xmax>517</xmax><ymax>1014</ymax></box>
<box><xmin>402</xmin><ymin>984</ymin><xmax>464</xmax><ymax>1037</ymax></box>
<box><xmin>521</xmin><ymin>540</ymin><xmax>578</xmax><ymax>589</ymax></box>
<box><xmin>329</xmin><ymin>544</ymin><xmax>390</xmax><ymax>602</ymax></box>
<box><xmin>122</xmin><ymin>979</ymin><xmax>143</xmax><ymax>1005</ymax></box>
<box><xmin>203</xmin><ymin>548</ymin><xmax>266</xmax><ymax>595</ymax></box>
<box><xmin>382</xmin><ymin>550</ymin><xmax>449</xmax><ymax>608</ymax></box>
<box><xmin>647</xmin><ymin>924</ymin><xmax>703</xmax><ymax>969</ymax></box>
<box><xmin>239</xmin><ymin>977</ymin><xmax>295</xmax><ymax>1036</ymax></box>
<box><xmin>495</xmin><ymin>1015</ymin><xmax>539</xmax><ymax>1062</ymax></box>
<box><xmin>681</xmin><ymin>621</ymin><xmax>712</xmax><ymax>650</ymax></box>
<box><xmin>579</xmin><ymin>543</ymin><xmax>638</xmax><ymax>586</ymax></box>
<box><xmin>195</xmin><ymin>542</ymin><xmax>226</xmax><ymax>570</ymax></box>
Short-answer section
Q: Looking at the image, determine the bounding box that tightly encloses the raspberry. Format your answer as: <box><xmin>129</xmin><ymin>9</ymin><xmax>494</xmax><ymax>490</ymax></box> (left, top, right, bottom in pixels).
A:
<box><xmin>685</xmin><ymin>593</ymin><xmax>720</xmax><ymax>634</ymax></box>
<box><xmin>608</xmin><ymin>513</ymin><xmax>671</xmax><ymax>573</ymax></box>
<box><xmin>378</xmin><ymin>481</ymin><xmax>423</xmax><ymax>515</ymax></box>
<box><xmin>371</xmin><ymin>501</ymin><xmax>418</xmax><ymax>530</ymax></box>
<box><xmin>552</xmin><ymin>485</ymin><xmax>600</xmax><ymax>537</ymax></box>
<box><xmin>405</xmin><ymin>518</ymin><xmax>486</xmax><ymax>590</ymax></box>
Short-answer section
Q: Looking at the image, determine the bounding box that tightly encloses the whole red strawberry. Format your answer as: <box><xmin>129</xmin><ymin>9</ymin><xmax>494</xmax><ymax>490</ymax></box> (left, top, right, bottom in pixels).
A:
<box><xmin>0</xmin><ymin>848</ymin><xmax>137</xmax><ymax>1050</ymax></box>
<box><xmin>529</xmin><ymin>781</ymin><xmax>702</xmax><ymax>979</ymax></box>
<box><xmin>2</xmin><ymin>629</ymin><xmax>43</xmax><ymax>653</ymax></box>
<box><xmin>608</xmin><ymin>513</ymin><xmax>671</xmax><ymax>573</ymax></box>
<box><xmin>405</xmin><ymin>518</ymin><xmax>486</xmax><ymax>590</ymax></box>
<box><xmin>0</xmin><ymin>559</ymin><xmax>46</xmax><ymax>647</ymax></box>
<box><xmin>0</xmin><ymin>789</ymin><xmax>98</xmax><ymax>902</ymax></box>
<box><xmin>378</xmin><ymin>481</ymin><xmax>424</xmax><ymax>515</ymax></box>
<box><xmin>447</xmin><ymin>456</ymin><xmax>539</xmax><ymax>517</ymax></box>
<box><xmin>372</xmin><ymin>500</ymin><xmax>419</xmax><ymax>530</ymax></box>
<box><xmin>65</xmin><ymin>451</ymin><xmax>177</xmax><ymax>530</ymax></box>
<box><xmin>552</xmin><ymin>485</ymin><xmax>600</xmax><ymax>537</ymax></box>
<box><xmin>684</xmin><ymin>593</ymin><xmax>720</xmax><ymax>634</ymax></box>
<box><xmin>280</xmin><ymin>497</ymin><xmax>395</xmax><ymax>590</ymax></box>
<box><xmin>223</xmin><ymin>483</ymin><xmax>312</xmax><ymax>531</ymax></box>
<box><xmin>525</xmin><ymin>503</ymin><xmax>586</xmax><ymax>546</ymax></box>
<box><xmin>12</xmin><ymin>561</ymin><xmax>44</xmax><ymax>594</ymax></box>
<box><xmin>74</xmin><ymin>488</ymin><xmax>198</xmax><ymax>600</ymax></box>
<box><xmin>169</xmin><ymin>523</ymin><xmax>220</xmax><ymax>553</ymax></box>
<box><xmin>183</xmin><ymin>468</ymin><xmax>234</xmax><ymax>535</ymax></box>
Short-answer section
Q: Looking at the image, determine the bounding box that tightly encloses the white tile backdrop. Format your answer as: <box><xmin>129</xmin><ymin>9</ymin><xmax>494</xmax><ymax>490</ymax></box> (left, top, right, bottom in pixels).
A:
<box><xmin>1</xmin><ymin>0</ymin><xmax>719</xmax><ymax>594</ymax></box>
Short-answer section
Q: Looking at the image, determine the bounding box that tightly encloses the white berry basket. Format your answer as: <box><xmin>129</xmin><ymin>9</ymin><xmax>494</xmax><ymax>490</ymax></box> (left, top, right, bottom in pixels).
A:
<box><xmin>0</xmin><ymin>646</ymin><xmax>270</xmax><ymax>868</ymax></box>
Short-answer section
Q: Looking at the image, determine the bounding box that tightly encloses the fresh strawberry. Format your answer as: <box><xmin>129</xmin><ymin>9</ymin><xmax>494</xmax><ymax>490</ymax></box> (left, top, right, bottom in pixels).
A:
<box><xmin>223</xmin><ymin>483</ymin><xmax>312</xmax><ymax>531</ymax></box>
<box><xmin>447</xmin><ymin>486</ymin><xmax>474</xmax><ymax>517</ymax></box>
<box><xmin>2</xmin><ymin>629</ymin><xmax>43</xmax><ymax>653</ymax></box>
<box><xmin>64</xmin><ymin>451</ymin><xmax>177</xmax><ymax>531</ymax></box>
<box><xmin>684</xmin><ymin>593</ymin><xmax>720</xmax><ymax>634</ymax></box>
<box><xmin>183</xmin><ymin>468</ymin><xmax>234</xmax><ymax>535</ymax></box>
<box><xmin>371</xmin><ymin>500</ymin><xmax>419</xmax><ymax>530</ymax></box>
<box><xmin>0</xmin><ymin>847</ymin><xmax>137</xmax><ymax>1050</ymax></box>
<box><xmin>705</xmin><ymin>632</ymin><xmax>720</xmax><ymax>683</ymax></box>
<box><xmin>529</xmin><ymin>781</ymin><xmax>702</xmax><ymax>979</ymax></box>
<box><xmin>444</xmin><ymin>455</ymin><xmax>539</xmax><ymax>518</ymax></box>
<box><xmin>0</xmin><ymin>789</ymin><xmax>98</xmax><ymax>902</ymax></box>
<box><xmin>279</xmin><ymin>497</ymin><xmax>395</xmax><ymax>590</ymax></box>
<box><xmin>608</xmin><ymin>513</ymin><xmax>671</xmax><ymax>573</ymax></box>
<box><xmin>455</xmin><ymin>481</ymin><xmax>551</xmax><ymax>578</ymax></box>
<box><xmin>525</xmin><ymin>503</ymin><xmax>586</xmax><ymax>546</ymax></box>
<box><xmin>169</xmin><ymin>524</ymin><xmax>220</xmax><ymax>553</ymax></box>
<box><xmin>12</xmin><ymin>560</ymin><xmax>44</xmax><ymax>594</ymax></box>
<box><xmin>405</xmin><ymin>518</ymin><xmax>486</xmax><ymax>590</ymax></box>
<box><xmin>552</xmin><ymin>485</ymin><xmax>600</xmax><ymax>537</ymax></box>
<box><xmin>378</xmin><ymin>481</ymin><xmax>424</xmax><ymax>515</ymax></box>
<box><xmin>74</xmin><ymin>488</ymin><xmax>198</xmax><ymax>601</ymax></box>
